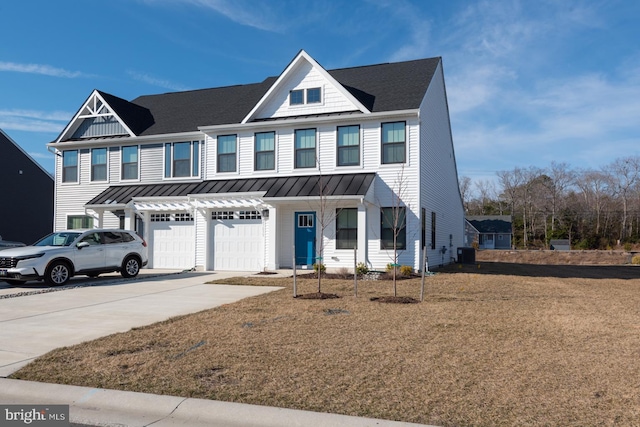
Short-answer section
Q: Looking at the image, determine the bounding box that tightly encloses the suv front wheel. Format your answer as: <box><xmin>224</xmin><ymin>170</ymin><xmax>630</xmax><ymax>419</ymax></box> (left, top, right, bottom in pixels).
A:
<box><xmin>45</xmin><ymin>260</ymin><xmax>71</xmax><ymax>286</ymax></box>
<box><xmin>121</xmin><ymin>256</ymin><xmax>141</xmax><ymax>278</ymax></box>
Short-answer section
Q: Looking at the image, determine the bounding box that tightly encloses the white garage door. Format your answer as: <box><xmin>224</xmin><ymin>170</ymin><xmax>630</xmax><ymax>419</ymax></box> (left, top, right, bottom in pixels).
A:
<box><xmin>149</xmin><ymin>213</ymin><xmax>195</xmax><ymax>269</ymax></box>
<box><xmin>211</xmin><ymin>211</ymin><xmax>264</xmax><ymax>271</ymax></box>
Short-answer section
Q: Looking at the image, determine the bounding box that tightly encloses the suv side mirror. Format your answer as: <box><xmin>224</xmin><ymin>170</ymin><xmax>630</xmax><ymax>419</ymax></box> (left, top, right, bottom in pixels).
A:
<box><xmin>77</xmin><ymin>241</ymin><xmax>90</xmax><ymax>249</ymax></box>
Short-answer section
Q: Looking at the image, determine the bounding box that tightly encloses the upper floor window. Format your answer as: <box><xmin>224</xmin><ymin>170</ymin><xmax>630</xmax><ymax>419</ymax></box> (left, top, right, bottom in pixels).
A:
<box><xmin>380</xmin><ymin>207</ymin><xmax>406</xmax><ymax>250</ymax></box>
<box><xmin>306</xmin><ymin>87</ymin><xmax>321</xmax><ymax>103</ymax></box>
<box><xmin>62</xmin><ymin>150</ymin><xmax>78</xmax><ymax>183</ymax></box>
<box><xmin>295</xmin><ymin>129</ymin><xmax>316</xmax><ymax>169</ymax></box>
<box><xmin>290</xmin><ymin>87</ymin><xmax>322</xmax><ymax>105</ymax></box>
<box><xmin>91</xmin><ymin>148</ymin><xmax>107</xmax><ymax>182</ymax></box>
<box><xmin>255</xmin><ymin>131</ymin><xmax>275</xmax><ymax>171</ymax></box>
<box><xmin>217</xmin><ymin>135</ymin><xmax>237</xmax><ymax>173</ymax></box>
<box><xmin>290</xmin><ymin>89</ymin><xmax>304</xmax><ymax>105</ymax></box>
<box><xmin>381</xmin><ymin>121</ymin><xmax>406</xmax><ymax>164</ymax></box>
<box><xmin>164</xmin><ymin>141</ymin><xmax>200</xmax><ymax>178</ymax></box>
<box><xmin>121</xmin><ymin>145</ymin><xmax>138</xmax><ymax>180</ymax></box>
<box><xmin>336</xmin><ymin>208</ymin><xmax>357</xmax><ymax>249</ymax></box>
<box><xmin>337</xmin><ymin>125</ymin><xmax>360</xmax><ymax>166</ymax></box>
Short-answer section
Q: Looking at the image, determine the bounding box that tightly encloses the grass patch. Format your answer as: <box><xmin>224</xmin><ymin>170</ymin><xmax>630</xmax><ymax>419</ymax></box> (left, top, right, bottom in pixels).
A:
<box><xmin>11</xmin><ymin>263</ymin><xmax>640</xmax><ymax>426</ymax></box>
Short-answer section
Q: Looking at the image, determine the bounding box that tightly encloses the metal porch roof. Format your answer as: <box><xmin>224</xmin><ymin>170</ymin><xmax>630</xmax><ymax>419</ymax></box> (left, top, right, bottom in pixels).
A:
<box><xmin>85</xmin><ymin>173</ymin><xmax>376</xmax><ymax>207</ymax></box>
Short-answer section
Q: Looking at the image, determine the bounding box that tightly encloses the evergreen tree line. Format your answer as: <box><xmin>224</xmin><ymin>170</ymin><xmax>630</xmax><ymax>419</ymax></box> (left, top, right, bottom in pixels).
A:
<box><xmin>460</xmin><ymin>157</ymin><xmax>640</xmax><ymax>250</ymax></box>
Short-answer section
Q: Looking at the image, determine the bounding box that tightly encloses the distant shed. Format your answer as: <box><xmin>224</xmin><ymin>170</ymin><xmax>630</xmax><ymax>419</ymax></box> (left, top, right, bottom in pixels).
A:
<box><xmin>550</xmin><ymin>239</ymin><xmax>571</xmax><ymax>251</ymax></box>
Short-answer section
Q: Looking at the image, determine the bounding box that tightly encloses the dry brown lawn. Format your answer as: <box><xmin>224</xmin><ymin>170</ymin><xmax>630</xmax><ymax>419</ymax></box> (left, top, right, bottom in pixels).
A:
<box><xmin>11</xmin><ymin>258</ymin><xmax>640</xmax><ymax>427</ymax></box>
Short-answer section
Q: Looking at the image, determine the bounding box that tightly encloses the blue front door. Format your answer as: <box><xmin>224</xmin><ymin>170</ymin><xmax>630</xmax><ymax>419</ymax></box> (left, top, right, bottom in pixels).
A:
<box><xmin>295</xmin><ymin>212</ymin><xmax>316</xmax><ymax>266</ymax></box>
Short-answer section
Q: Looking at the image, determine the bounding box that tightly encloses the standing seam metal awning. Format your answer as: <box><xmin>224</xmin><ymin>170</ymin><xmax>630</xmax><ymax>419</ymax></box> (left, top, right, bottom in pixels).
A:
<box><xmin>85</xmin><ymin>173</ymin><xmax>376</xmax><ymax>210</ymax></box>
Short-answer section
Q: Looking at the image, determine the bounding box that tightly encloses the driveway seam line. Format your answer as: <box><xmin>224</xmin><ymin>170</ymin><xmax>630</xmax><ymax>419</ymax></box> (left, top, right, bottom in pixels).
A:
<box><xmin>0</xmin><ymin>282</ymin><xmax>209</xmax><ymax>323</ymax></box>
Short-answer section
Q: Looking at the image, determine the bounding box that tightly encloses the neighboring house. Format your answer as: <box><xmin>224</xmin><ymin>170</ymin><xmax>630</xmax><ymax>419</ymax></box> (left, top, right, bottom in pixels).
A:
<box><xmin>550</xmin><ymin>239</ymin><xmax>570</xmax><ymax>251</ymax></box>
<box><xmin>48</xmin><ymin>50</ymin><xmax>464</xmax><ymax>271</ymax></box>
<box><xmin>0</xmin><ymin>129</ymin><xmax>54</xmax><ymax>244</ymax></box>
<box><xmin>466</xmin><ymin>215</ymin><xmax>512</xmax><ymax>249</ymax></box>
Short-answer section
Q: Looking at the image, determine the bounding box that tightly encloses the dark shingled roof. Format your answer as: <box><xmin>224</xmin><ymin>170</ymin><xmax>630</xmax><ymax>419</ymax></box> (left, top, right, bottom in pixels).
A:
<box><xmin>97</xmin><ymin>90</ymin><xmax>155</xmax><ymax>135</ymax></box>
<box><xmin>86</xmin><ymin>173</ymin><xmax>376</xmax><ymax>206</ymax></box>
<box><xmin>64</xmin><ymin>57</ymin><xmax>440</xmax><ymax>140</ymax></box>
<box><xmin>467</xmin><ymin>216</ymin><xmax>513</xmax><ymax>234</ymax></box>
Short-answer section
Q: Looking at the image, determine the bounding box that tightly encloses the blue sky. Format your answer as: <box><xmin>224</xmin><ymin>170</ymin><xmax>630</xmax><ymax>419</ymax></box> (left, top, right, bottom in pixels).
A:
<box><xmin>1</xmin><ymin>0</ymin><xmax>639</xmax><ymax>189</ymax></box>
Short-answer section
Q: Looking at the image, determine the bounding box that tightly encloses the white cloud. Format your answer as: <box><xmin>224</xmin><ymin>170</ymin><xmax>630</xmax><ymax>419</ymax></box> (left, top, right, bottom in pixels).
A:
<box><xmin>0</xmin><ymin>109</ymin><xmax>72</xmax><ymax>122</ymax></box>
<box><xmin>140</xmin><ymin>0</ymin><xmax>283</xmax><ymax>32</ymax></box>
<box><xmin>127</xmin><ymin>71</ymin><xmax>191</xmax><ymax>92</ymax></box>
<box><xmin>0</xmin><ymin>61</ymin><xmax>88</xmax><ymax>78</ymax></box>
<box><xmin>0</xmin><ymin>119</ymin><xmax>64</xmax><ymax>133</ymax></box>
<box><xmin>0</xmin><ymin>109</ymin><xmax>69</xmax><ymax>133</ymax></box>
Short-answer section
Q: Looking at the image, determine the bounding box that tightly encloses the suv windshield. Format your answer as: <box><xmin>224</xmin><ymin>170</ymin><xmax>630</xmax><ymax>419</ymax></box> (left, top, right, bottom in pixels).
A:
<box><xmin>34</xmin><ymin>232</ymin><xmax>82</xmax><ymax>247</ymax></box>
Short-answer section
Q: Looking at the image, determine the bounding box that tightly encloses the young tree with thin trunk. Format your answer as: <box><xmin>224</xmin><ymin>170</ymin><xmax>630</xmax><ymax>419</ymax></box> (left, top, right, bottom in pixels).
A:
<box><xmin>379</xmin><ymin>166</ymin><xmax>411</xmax><ymax>297</ymax></box>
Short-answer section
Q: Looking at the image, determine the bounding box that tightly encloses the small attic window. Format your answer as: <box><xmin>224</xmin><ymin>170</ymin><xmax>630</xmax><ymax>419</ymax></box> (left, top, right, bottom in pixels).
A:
<box><xmin>290</xmin><ymin>89</ymin><xmax>304</xmax><ymax>105</ymax></box>
<box><xmin>307</xmin><ymin>87</ymin><xmax>321</xmax><ymax>103</ymax></box>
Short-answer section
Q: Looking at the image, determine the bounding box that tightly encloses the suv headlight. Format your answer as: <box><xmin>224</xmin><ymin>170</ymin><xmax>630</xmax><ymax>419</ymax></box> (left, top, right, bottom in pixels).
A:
<box><xmin>16</xmin><ymin>253</ymin><xmax>45</xmax><ymax>261</ymax></box>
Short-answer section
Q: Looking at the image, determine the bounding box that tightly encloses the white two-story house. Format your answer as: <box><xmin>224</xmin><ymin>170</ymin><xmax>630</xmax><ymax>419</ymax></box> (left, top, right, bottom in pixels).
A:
<box><xmin>49</xmin><ymin>50</ymin><xmax>464</xmax><ymax>272</ymax></box>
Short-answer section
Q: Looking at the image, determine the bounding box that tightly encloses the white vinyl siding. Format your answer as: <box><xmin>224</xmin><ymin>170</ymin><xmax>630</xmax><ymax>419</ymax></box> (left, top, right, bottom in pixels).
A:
<box><xmin>418</xmin><ymin>61</ymin><xmax>464</xmax><ymax>267</ymax></box>
<box><xmin>255</xmin><ymin>61</ymin><xmax>361</xmax><ymax>119</ymax></box>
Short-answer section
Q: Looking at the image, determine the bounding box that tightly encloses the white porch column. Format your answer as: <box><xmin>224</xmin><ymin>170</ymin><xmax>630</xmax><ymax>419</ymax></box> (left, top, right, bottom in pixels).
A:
<box><xmin>96</xmin><ymin>210</ymin><xmax>104</xmax><ymax>228</ymax></box>
<box><xmin>357</xmin><ymin>202</ymin><xmax>367</xmax><ymax>265</ymax></box>
<box><xmin>123</xmin><ymin>208</ymin><xmax>133</xmax><ymax>230</ymax></box>
<box><xmin>266</xmin><ymin>206</ymin><xmax>279</xmax><ymax>270</ymax></box>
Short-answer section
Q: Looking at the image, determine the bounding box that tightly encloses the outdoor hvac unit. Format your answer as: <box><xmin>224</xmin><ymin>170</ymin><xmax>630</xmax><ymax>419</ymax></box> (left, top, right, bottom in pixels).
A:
<box><xmin>457</xmin><ymin>247</ymin><xmax>476</xmax><ymax>264</ymax></box>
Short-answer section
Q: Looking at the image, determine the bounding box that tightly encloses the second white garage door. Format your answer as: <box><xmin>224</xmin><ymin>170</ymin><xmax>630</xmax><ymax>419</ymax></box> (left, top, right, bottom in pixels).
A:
<box><xmin>211</xmin><ymin>213</ymin><xmax>264</xmax><ymax>271</ymax></box>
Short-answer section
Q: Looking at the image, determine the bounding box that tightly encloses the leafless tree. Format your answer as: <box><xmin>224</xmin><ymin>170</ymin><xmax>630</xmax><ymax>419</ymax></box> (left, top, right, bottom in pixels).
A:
<box><xmin>379</xmin><ymin>166</ymin><xmax>412</xmax><ymax>297</ymax></box>
<box><xmin>475</xmin><ymin>179</ymin><xmax>498</xmax><ymax>214</ymax></box>
<box><xmin>606</xmin><ymin>156</ymin><xmax>640</xmax><ymax>241</ymax></box>
<box><xmin>459</xmin><ymin>176</ymin><xmax>472</xmax><ymax>212</ymax></box>
<box><xmin>545</xmin><ymin>162</ymin><xmax>576</xmax><ymax>233</ymax></box>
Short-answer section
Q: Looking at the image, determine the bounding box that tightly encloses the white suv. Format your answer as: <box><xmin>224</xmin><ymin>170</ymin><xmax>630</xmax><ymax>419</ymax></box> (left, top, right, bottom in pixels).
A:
<box><xmin>0</xmin><ymin>229</ymin><xmax>148</xmax><ymax>286</ymax></box>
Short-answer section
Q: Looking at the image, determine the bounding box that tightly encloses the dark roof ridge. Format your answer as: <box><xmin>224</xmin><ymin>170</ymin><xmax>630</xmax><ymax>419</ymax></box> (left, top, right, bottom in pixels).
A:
<box><xmin>131</xmin><ymin>78</ymin><xmax>276</xmax><ymax>101</ymax></box>
<box><xmin>327</xmin><ymin>56</ymin><xmax>441</xmax><ymax>73</ymax></box>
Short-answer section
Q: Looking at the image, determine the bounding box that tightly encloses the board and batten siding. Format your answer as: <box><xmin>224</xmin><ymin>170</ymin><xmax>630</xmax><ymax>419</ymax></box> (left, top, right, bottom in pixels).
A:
<box><xmin>418</xmin><ymin>60</ymin><xmax>464</xmax><ymax>267</ymax></box>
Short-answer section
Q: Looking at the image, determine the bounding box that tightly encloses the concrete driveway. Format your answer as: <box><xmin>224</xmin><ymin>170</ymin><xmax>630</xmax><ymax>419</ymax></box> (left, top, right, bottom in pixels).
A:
<box><xmin>0</xmin><ymin>270</ymin><xmax>283</xmax><ymax>377</ymax></box>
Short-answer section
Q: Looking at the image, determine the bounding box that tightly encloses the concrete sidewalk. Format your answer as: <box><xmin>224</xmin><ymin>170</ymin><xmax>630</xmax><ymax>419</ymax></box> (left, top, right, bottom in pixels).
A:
<box><xmin>0</xmin><ymin>378</ymin><xmax>435</xmax><ymax>427</ymax></box>
<box><xmin>0</xmin><ymin>270</ymin><xmax>282</xmax><ymax>376</ymax></box>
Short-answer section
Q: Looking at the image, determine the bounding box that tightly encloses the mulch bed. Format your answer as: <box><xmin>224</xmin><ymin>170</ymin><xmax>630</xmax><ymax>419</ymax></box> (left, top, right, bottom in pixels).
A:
<box><xmin>294</xmin><ymin>292</ymin><xmax>340</xmax><ymax>299</ymax></box>
<box><xmin>370</xmin><ymin>296</ymin><xmax>420</xmax><ymax>304</ymax></box>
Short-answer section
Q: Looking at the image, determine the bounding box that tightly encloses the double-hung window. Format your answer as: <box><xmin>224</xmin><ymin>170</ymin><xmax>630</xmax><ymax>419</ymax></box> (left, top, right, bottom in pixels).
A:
<box><xmin>217</xmin><ymin>135</ymin><xmax>237</xmax><ymax>173</ymax></box>
<box><xmin>336</xmin><ymin>208</ymin><xmax>358</xmax><ymax>249</ymax></box>
<box><xmin>255</xmin><ymin>131</ymin><xmax>275</xmax><ymax>171</ymax></box>
<box><xmin>164</xmin><ymin>141</ymin><xmax>200</xmax><ymax>178</ymax></box>
<box><xmin>380</xmin><ymin>207</ymin><xmax>406</xmax><ymax>250</ymax></box>
<box><xmin>337</xmin><ymin>125</ymin><xmax>360</xmax><ymax>166</ymax></box>
<box><xmin>381</xmin><ymin>121</ymin><xmax>406</xmax><ymax>164</ymax></box>
<box><xmin>62</xmin><ymin>150</ymin><xmax>78</xmax><ymax>183</ymax></box>
<box><xmin>121</xmin><ymin>145</ymin><xmax>138</xmax><ymax>180</ymax></box>
<box><xmin>295</xmin><ymin>129</ymin><xmax>316</xmax><ymax>169</ymax></box>
<box><xmin>91</xmin><ymin>148</ymin><xmax>107</xmax><ymax>182</ymax></box>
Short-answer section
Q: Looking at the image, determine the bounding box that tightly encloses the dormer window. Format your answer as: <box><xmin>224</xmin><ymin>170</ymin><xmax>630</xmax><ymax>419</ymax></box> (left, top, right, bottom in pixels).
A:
<box><xmin>290</xmin><ymin>89</ymin><xmax>304</xmax><ymax>105</ymax></box>
<box><xmin>289</xmin><ymin>87</ymin><xmax>322</xmax><ymax>106</ymax></box>
<box><xmin>307</xmin><ymin>87</ymin><xmax>321</xmax><ymax>103</ymax></box>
